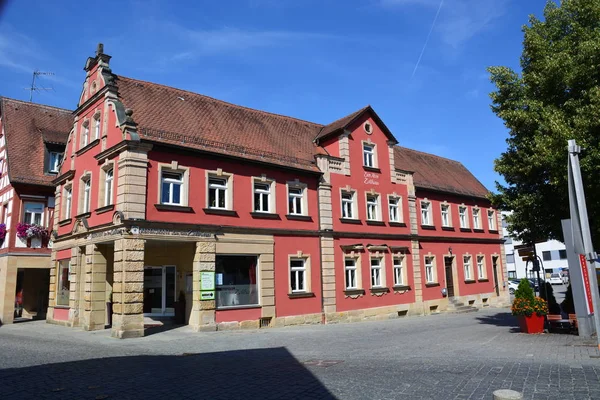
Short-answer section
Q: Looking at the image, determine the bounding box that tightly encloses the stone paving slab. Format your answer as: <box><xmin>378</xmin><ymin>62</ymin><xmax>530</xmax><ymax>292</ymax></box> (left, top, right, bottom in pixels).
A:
<box><xmin>0</xmin><ymin>308</ymin><xmax>599</xmax><ymax>399</ymax></box>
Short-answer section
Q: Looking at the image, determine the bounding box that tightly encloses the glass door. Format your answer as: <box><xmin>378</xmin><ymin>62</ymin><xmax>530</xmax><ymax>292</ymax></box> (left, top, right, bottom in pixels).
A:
<box><xmin>143</xmin><ymin>266</ymin><xmax>176</xmax><ymax>316</ymax></box>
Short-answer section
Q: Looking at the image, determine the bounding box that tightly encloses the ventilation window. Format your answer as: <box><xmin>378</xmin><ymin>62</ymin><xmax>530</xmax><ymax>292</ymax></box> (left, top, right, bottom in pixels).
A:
<box><xmin>364</xmin><ymin>122</ymin><xmax>373</xmax><ymax>134</ymax></box>
<box><xmin>259</xmin><ymin>317</ymin><xmax>272</xmax><ymax>328</ymax></box>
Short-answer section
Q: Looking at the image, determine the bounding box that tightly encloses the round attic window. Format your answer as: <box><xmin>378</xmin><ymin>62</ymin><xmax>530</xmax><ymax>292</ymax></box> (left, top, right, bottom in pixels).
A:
<box><xmin>364</xmin><ymin>122</ymin><xmax>373</xmax><ymax>135</ymax></box>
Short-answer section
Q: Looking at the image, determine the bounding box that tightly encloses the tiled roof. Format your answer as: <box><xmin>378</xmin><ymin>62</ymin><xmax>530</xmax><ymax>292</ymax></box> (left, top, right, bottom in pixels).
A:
<box><xmin>116</xmin><ymin>76</ymin><xmax>325</xmax><ymax>172</ymax></box>
<box><xmin>316</xmin><ymin>106</ymin><xmax>370</xmax><ymax>140</ymax></box>
<box><xmin>394</xmin><ymin>146</ymin><xmax>490</xmax><ymax>199</ymax></box>
<box><xmin>0</xmin><ymin>98</ymin><xmax>72</xmax><ymax>187</ymax></box>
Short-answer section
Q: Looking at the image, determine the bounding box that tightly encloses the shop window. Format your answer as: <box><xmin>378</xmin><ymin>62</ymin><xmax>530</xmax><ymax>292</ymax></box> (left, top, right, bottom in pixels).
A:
<box><xmin>477</xmin><ymin>255</ymin><xmax>486</xmax><ymax>279</ymax></box>
<box><xmin>345</xmin><ymin>257</ymin><xmax>358</xmax><ymax>289</ymax></box>
<box><xmin>161</xmin><ymin>171</ymin><xmax>184</xmax><ymax>206</ymax></box>
<box><xmin>290</xmin><ymin>258</ymin><xmax>307</xmax><ymax>292</ymax></box>
<box><xmin>424</xmin><ymin>256</ymin><xmax>436</xmax><ymax>283</ymax></box>
<box><xmin>393</xmin><ymin>255</ymin><xmax>405</xmax><ymax>286</ymax></box>
<box><xmin>56</xmin><ymin>260</ymin><xmax>70</xmax><ymax>306</ymax></box>
<box><xmin>472</xmin><ymin>207</ymin><xmax>481</xmax><ymax>229</ymax></box>
<box><xmin>341</xmin><ymin>191</ymin><xmax>355</xmax><ymax>219</ymax></box>
<box><xmin>420</xmin><ymin>200</ymin><xmax>431</xmax><ymax>225</ymax></box>
<box><xmin>366</xmin><ymin>194</ymin><xmax>379</xmax><ymax>221</ymax></box>
<box><xmin>441</xmin><ymin>203</ymin><xmax>451</xmax><ymax>227</ymax></box>
<box><xmin>215</xmin><ymin>255</ymin><xmax>259</xmax><ymax>308</ymax></box>
<box><xmin>487</xmin><ymin>209</ymin><xmax>496</xmax><ymax>230</ymax></box>
<box><xmin>370</xmin><ymin>257</ymin><xmax>383</xmax><ymax>287</ymax></box>
<box><xmin>23</xmin><ymin>202</ymin><xmax>44</xmax><ymax>226</ymax></box>
<box><xmin>463</xmin><ymin>255</ymin><xmax>472</xmax><ymax>280</ymax></box>
<box><xmin>388</xmin><ymin>196</ymin><xmax>401</xmax><ymax>223</ymax></box>
<box><xmin>459</xmin><ymin>205</ymin><xmax>469</xmax><ymax>228</ymax></box>
<box><xmin>363</xmin><ymin>143</ymin><xmax>376</xmax><ymax>168</ymax></box>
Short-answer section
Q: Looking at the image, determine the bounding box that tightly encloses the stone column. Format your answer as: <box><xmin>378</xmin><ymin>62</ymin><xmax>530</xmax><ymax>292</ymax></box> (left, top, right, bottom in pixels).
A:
<box><xmin>260</xmin><ymin>250</ymin><xmax>275</xmax><ymax>319</ymax></box>
<box><xmin>190</xmin><ymin>241</ymin><xmax>216</xmax><ymax>332</ymax></box>
<box><xmin>321</xmin><ymin>235</ymin><xmax>336</xmax><ymax>319</ymax></box>
<box><xmin>81</xmin><ymin>244</ymin><xmax>107</xmax><ymax>331</ymax></box>
<box><xmin>68</xmin><ymin>247</ymin><xmax>82</xmax><ymax>327</ymax></box>
<box><xmin>411</xmin><ymin>240</ymin><xmax>423</xmax><ymax>306</ymax></box>
<box><xmin>0</xmin><ymin>257</ymin><xmax>16</xmax><ymax>324</ymax></box>
<box><xmin>339</xmin><ymin>132</ymin><xmax>351</xmax><ymax>175</ymax></box>
<box><xmin>112</xmin><ymin>238</ymin><xmax>145</xmax><ymax>338</ymax></box>
<box><xmin>116</xmin><ymin>143</ymin><xmax>151</xmax><ymax>221</ymax></box>
<box><xmin>47</xmin><ymin>250</ymin><xmax>57</xmax><ymax>320</ymax></box>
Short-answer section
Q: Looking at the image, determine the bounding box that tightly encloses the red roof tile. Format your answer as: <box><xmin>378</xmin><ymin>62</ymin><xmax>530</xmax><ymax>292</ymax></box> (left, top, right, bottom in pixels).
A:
<box><xmin>394</xmin><ymin>146</ymin><xmax>490</xmax><ymax>199</ymax></box>
<box><xmin>0</xmin><ymin>98</ymin><xmax>72</xmax><ymax>187</ymax></box>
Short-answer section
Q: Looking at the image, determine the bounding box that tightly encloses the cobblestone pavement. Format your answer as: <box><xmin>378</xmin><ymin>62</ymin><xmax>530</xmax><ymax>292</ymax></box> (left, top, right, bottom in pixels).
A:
<box><xmin>1</xmin><ymin>308</ymin><xmax>599</xmax><ymax>400</ymax></box>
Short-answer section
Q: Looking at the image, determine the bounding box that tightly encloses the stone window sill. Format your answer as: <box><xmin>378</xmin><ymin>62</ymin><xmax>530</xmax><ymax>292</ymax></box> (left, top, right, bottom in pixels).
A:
<box><xmin>216</xmin><ymin>305</ymin><xmax>261</xmax><ymax>311</ymax></box>
<box><xmin>477</xmin><ymin>278</ymin><xmax>489</xmax><ymax>282</ymax></box>
<box><xmin>155</xmin><ymin>204</ymin><xmax>194</xmax><ymax>213</ymax></box>
<box><xmin>473</xmin><ymin>228</ymin><xmax>485</xmax><ymax>233</ymax></box>
<box><xmin>370</xmin><ymin>287</ymin><xmax>390</xmax><ymax>294</ymax></box>
<box><xmin>421</xmin><ymin>225</ymin><xmax>436</xmax><ymax>230</ymax></box>
<box><xmin>366</xmin><ymin>220</ymin><xmax>385</xmax><ymax>226</ymax></box>
<box><xmin>363</xmin><ymin>166</ymin><xmax>381</xmax><ymax>173</ymax></box>
<box><xmin>464</xmin><ymin>279</ymin><xmax>477</xmax><ymax>284</ymax></box>
<box><xmin>250</xmin><ymin>212</ymin><xmax>280</xmax><ymax>220</ymax></box>
<box><xmin>344</xmin><ymin>289</ymin><xmax>365</xmax><ymax>296</ymax></box>
<box><xmin>53</xmin><ymin>305</ymin><xmax>70</xmax><ymax>309</ymax></box>
<box><xmin>58</xmin><ymin>218</ymin><xmax>72</xmax><ymax>227</ymax></box>
<box><xmin>460</xmin><ymin>228</ymin><xmax>472</xmax><ymax>232</ymax></box>
<box><xmin>388</xmin><ymin>222</ymin><xmax>406</xmax><ymax>227</ymax></box>
<box><xmin>425</xmin><ymin>282</ymin><xmax>440</xmax><ymax>287</ymax></box>
<box><xmin>288</xmin><ymin>292</ymin><xmax>315</xmax><ymax>299</ymax></box>
<box><xmin>286</xmin><ymin>214</ymin><xmax>312</xmax><ymax>222</ymax></box>
<box><xmin>203</xmin><ymin>208</ymin><xmax>237</xmax><ymax>217</ymax></box>
<box><xmin>75</xmin><ymin>139</ymin><xmax>100</xmax><ymax>156</ymax></box>
<box><xmin>75</xmin><ymin>212</ymin><xmax>91</xmax><ymax>219</ymax></box>
<box><xmin>489</xmin><ymin>229</ymin><xmax>498</xmax><ymax>234</ymax></box>
<box><xmin>442</xmin><ymin>226</ymin><xmax>455</xmax><ymax>231</ymax></box>
<box><xmin>340</xmin><ymin>218</ymin><xmax>361</xmax><ymax>224</ymax></box>
<box><xmin>95</xmin><ymin>204</ymin><xmax>115</xmax><ymax>215</ymax></box>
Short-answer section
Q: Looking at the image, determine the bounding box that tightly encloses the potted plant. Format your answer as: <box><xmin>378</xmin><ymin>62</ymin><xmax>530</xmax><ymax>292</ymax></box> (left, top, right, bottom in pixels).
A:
<box><xmin>511</xmin><ymin>278</ymin><xmax>548</xmax><ymax>333</ymax></box>
<box><xmin>16</xmin><ymin>223</ymin><xmax>50</xmax><ymax>248</ymax></box>
<box><xmin>174</xmin><ymin>290</ymin><xmax>186</xmax><ymax>324</ymax></box>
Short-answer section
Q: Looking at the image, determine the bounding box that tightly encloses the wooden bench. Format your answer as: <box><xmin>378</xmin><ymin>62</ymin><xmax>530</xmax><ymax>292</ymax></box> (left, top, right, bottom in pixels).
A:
<box><xmin>547</xmin><ymin>314</ymin><xmax>572</xmax><ymax>333</ymax></box>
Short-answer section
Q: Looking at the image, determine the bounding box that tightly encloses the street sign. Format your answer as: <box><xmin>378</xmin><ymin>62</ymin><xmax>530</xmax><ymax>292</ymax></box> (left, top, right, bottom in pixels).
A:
<box><xmin>518</xmin><ymin>248</ymin><xmax>534</xmax><ymax>257</ymax></box>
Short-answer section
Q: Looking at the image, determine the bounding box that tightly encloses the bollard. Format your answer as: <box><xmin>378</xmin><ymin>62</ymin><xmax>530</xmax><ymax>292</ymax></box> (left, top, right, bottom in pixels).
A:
<box><xmin>493</xmin><ymin>389</ymin><xmax>523</xmax><ymax>400</ymax></box>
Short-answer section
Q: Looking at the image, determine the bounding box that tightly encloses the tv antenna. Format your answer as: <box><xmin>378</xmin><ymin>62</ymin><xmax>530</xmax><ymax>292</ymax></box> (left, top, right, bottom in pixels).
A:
<box><xmin>25</xmin><ymin>69</ymin><xmax>54</xmax><ymax>102</ymax></box>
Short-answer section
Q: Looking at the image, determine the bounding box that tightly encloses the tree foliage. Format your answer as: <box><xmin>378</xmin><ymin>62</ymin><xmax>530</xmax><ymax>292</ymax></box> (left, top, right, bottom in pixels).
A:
<box><xmin>488</xmin><ymin>0</ymin><xmax>600</xmax><ymax>246</ymax></box>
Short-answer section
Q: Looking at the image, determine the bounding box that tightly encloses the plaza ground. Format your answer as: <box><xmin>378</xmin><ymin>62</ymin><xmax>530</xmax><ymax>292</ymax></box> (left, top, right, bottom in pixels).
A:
<box><xmin>0</xmin><ymin>308</ymin><xmax>599</xmax><ymax>400</ymax></box>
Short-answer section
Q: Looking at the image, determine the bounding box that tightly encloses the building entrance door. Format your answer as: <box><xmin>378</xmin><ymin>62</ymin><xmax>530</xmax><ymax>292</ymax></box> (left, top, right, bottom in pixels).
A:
<box><xmin>143</xmin><ymin>266</ymin><xmax>176</xmax><ymax>316</ymax></box>
<box><xmin>444</xmin><ymin>257</ymin><xmax>455</xmax><ymax>298</ymax></box>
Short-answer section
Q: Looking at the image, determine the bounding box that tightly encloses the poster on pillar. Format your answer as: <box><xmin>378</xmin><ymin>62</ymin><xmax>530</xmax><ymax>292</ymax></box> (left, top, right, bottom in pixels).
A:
<box><xmin>200</xmin><ymin>271</ymin><xmax>215</xmax><ymax>300</ymax></box>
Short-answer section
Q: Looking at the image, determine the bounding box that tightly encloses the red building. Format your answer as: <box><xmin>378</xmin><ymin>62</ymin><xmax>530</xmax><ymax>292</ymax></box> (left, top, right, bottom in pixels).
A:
<box><xmin>0</xmin><ymin>98</ymin><xmax>71</xmax><ymax>324</ymax></box>
<box><xmin>46</xmin><ymin>45</ymin><xmax>508</xmax><ymax>338</ymax></box>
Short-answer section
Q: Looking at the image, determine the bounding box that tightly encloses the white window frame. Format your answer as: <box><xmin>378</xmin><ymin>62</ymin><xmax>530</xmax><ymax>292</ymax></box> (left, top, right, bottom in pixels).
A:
<box><xmin>23</xmin><ymin>202</ymin><xmax>44</xmax><ymax>226</ymax></box>
<box><xmin>344</xmin><ymin>257</ymin><xmax>358</xmax><ymax>290</ymax></box>
<box><xmin>459</xmin><ymin>205</ymin><xmax>469</xmax><ymax>229</ymax></box>
<box><xmin>104</xmin><ymin>168</ymin><xmax>114</xmax><ymax>207</ymax></box>
<box><xmin>393</xmin><ymin>255</ymin><xmax>405</xmax><ymax>286</ymax></box>
<box><xmin>477</xmin><ymin>255</ymin><xmax>486</xmax><ymax>279</ymax></box>
<box><xmin>420</xmin><ymin>200</ymin><xmax>432</xmax><ymax>226</ymax></box>
<box><xmin>463</xmin><ymin>255</ymin><xmax>473</xmax><ymax>281</ymax></box>
<box><xmin>341</xmin><ymin>190</ymin><xmax>355</xmax><ymax>219</ymax></box>
<box><xmin>81</xmin><ymin>121</ymin><xmax>90</xmax><ymax>148</ymax></box>
<box><xmin>290</xmin><ymin>257</ymin><xmax>307</xmax><ymax>293</ymax></box>
<box><xmin>93</xmin><ymin>113</ymin><xmax>101</xmax><ymax>140</ymax></box>
<box><xmin>472</xmin><ymin>207</ymin><xmax>481</xmax><ymax>229</ymax></box>
<box><xmin>362</xmin><ymin>142</ymin><xmax>376</xmax><ymax>168</ymax></box>
<box><xmin>252</xmin><ymin>178</ymin><xmax>274</xmax><ymax>213</ymax></box>
<box><xmin>49</xmin><ymin>152</ymin><xmax>62</xmax><ymax>173</ymax></box>
<box><xmin>208</xmin><ymin>176</ymin><xmax>228</xmax><ymax>210</ymax></box>
<box><xmin>370</xmin><ymin>257</ymin><xmax>383</xmax><ymax>288</ymax></box>
<box><xmin>82</xmin><ymin>177</ymin><xmax>91</xmax><ymax>214</ymax></box>
<box><xmin>287</xmin><ymin>181</ymin><xmax>308</xmax><ymax>216</ymax></box>
<box><xmin>424</xmin><ymin>256</ymin><xmax>436</xmax><ymax>283</ymax></box>
<box><xmin>388</xmin><ymin>195</ymin><xmax>401</xmax><ymax>223</ymax></box>
<box><xmin>161</xmin><ymin>170</ymin><xmax>184</xmax><ymax>206</ymax></box>
<box><xmin>366</xmin><ymin>193</ymin><xmax>380</xmax><ymax>221</ymax></box>
<box><xmin>487</xmin><ymin>209</ymin><xmax>496</xmax><ymax>230</ymax></box>
<box><xmin>64</xmin><ymin>185</ymin><xmax>72</xmax><ymax>219</ymax></box>
<box><xmin>441</xmin><ymin>203</ymin><xmax>451</xmax><ymax>227</ymax></box>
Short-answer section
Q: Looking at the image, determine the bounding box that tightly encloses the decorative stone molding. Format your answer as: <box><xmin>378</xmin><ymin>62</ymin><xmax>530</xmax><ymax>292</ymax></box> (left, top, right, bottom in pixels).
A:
<box><xmin>116</xmin><ymin>142</ymin><xmax>152</xmax><ymax>220</ymax></box>
<box><xmin>321</xmin><ymin>235</ymin><xmax>336</xmax><ymax>316</ymax></box>
<box><xmin>339</xmin><ymin>131</ymin><xmax>351</xmax><ymax>175</ymax></box>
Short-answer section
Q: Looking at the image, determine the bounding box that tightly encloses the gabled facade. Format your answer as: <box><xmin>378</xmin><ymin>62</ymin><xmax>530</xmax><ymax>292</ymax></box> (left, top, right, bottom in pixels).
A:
<box><xmin>0</xmin><ymin>98</ymin><xmax>71</xmax><ymax>324</ymax></box>
<box><xmin>47</xmin><ymin>45</ymin><xmax>509</xmax><ymax>338</ymax></box>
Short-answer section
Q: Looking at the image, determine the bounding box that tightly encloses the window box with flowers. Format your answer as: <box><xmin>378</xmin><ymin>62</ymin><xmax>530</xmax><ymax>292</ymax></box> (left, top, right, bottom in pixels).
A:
<box><xmin>16</xmin><ymin>223</ymin><xmax>51</xmax><ymax>248</ymax></box>
<box><xmin>511</xmin><ymin>279</ymin><xmax>548</xmax><ymax>334</ymax></box>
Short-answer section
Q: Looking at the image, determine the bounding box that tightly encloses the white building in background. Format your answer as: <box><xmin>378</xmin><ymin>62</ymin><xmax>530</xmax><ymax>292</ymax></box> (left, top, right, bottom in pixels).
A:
<box><xmin>502</xmin><ymin>211</ymin><xmax>569</xmax><ymax>279</ymax></box>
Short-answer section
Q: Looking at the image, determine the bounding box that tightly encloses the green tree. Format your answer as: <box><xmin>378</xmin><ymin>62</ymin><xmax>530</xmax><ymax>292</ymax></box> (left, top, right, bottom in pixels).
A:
<box><xmin>540</xmin><ymin>282</ymin><xmax>561</xmax><ymax>314</ymax></box>
<box><xmin>515</xmin><ymin>278</ymin><xmax>535</xmax><ymax>303</ymax></box>
<box><xmin>488</xmin><ymin>0</ymin><xmax>600</xmax><ymax>245</ymax></box>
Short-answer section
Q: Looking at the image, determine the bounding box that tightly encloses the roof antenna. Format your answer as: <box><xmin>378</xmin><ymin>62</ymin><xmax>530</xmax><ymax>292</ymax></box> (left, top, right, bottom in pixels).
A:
<box><xmin>24</xmin><ymin>69</ymin><xmax>54</xmax><ymax>102</ymax></box>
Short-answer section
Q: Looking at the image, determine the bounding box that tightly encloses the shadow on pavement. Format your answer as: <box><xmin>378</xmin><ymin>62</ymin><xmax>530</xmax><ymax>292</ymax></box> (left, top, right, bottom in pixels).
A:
<box><xmin>475</xmin><ymin>312</ymin><xmax>521</xmax><ymax>333</ymax></box>
<box><xmin>0</xmin><ymin>347</ymin><xmax>336</xmax><ymax>399</ymax></box>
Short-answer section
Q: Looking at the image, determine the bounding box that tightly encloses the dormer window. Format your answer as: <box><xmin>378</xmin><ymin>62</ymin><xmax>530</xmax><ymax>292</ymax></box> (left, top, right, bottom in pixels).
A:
<box><xmin>49</xmin><ymin>152</ymin><xmax>62</xmax><ymax>173</ymax></box>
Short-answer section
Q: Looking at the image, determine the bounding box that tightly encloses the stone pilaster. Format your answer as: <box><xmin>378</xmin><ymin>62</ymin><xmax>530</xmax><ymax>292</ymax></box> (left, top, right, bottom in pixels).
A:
<box><xmin>321</xmin><ymin>235</ymin><xmax>336</xmax><ymax>317</ymax></box>
<box><xmin>112</xmin><ymin>238</ymin><xmax>145</xmax><ymax>338</ymax></box>
<box><xmin>260</xmin><ymin>251</ymin><xmax>275</xmax><ymax>319</ymax></box>
<box><xmin>0</xmin><ymin>257</ymin><xmax>15</xmax><ymax>324</ymax></box>
<box><xmin>81</xmin><ymin>244</ymin><xmax>107</xmax><ymax>331</ymax></box>
<box><xmin>68</xmin><ymin>247</ymin><xmax>82</xmax><ymax>327</ymax></box>
<box><xmin>388</xmin><ymin>143</ymin><xmax>397</xmax><ymax>184</ymax></box>
<box><xmin>318</xmin><ymin>182</ymin><xmax>333</xmax><ymax>231</ymax></box>
<box><xmin>53</xmin><ymin>185</ymin><xmax>61</xmax><ymax>233</ymax></box>
<box><xmin>116</xmin><ymin>143</ymin><xmax>151</xmax><ymax>220</ymax></box>
<box><xmin>411</xmin><ymin>240</ymin><xmax>423</xmax><ymax>305</ymax></box>
<box><xmin>339</xmin><ymin>132</ymin><xmax>351</xmax><ymax>175</ymax></box>
<box><xmin>190</xmin><ymin>241</ymin><xmax>216</xmax><ymax>331</ymax></box>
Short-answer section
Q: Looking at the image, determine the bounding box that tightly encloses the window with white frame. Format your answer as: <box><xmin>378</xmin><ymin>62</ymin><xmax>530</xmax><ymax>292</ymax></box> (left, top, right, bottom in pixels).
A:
<box><xmin>23</xmin><ymin>202</ymin><xmax>44</xmax><ymax>226</ymax></box>
<box><xmin>290</xmin><ymin>258</ymin><xmax>306</xmax><ymax>292</ymax></box>
<box><xmin>424</xmin><ymin>256</ymin><xmax>435</xmax><ymax>283</ymax></box>
<box><xmin>104</xmin><ymin>168</ymin><xmax>114</xmax><ymax>206</ymax></box>
<box><xmin>487</xmin><ymin>210</ymin><xmax>496</xmax><ymax>230</ymax></box>
<box><xmin>363</xmin><ymin>143</ymin><xmax>375</xmax><ymax>168</ymax></box>
<box><xmin>341</xmin><ymin>191</ymin><xmax>354</xmax><ymax>219</ymax></box>
<box><xmin>93</xmin><ymin>114</ymin><xmax>101</xmax><ymax>140</ymax></box>
<box><xmin>49</xmin><ymin>152</ymin><xmax>62</xmax><ymax>173</ymax></box>
<box><xmin>441</xmin><ymin>203</ymin><xmax>450</xmax><ymax>227</ymax></box>
<box><xmin>56</xmin><ymin>260</ymin><xmax>70</xmax><ymax>307</ymax></box>
<box><xmin>82</xmin><ymin>177</ymin><xmax>91</xmax><ymax>214</ymax></box>
<box><xmin>64</xmin><ymin>186</ymin><xmax>72</xmax><ymax>219</ymax></box>
<box><xmin>366</xmin><ymin>194</ymin><xmax>379</xmax><ymax>220</ymax></box>
<box><xmin>421</xmin><ymin>201</ymin><xmax>431</xmax><ymax>225</ymax></box>
<box><xmin>208</xmin><ymin>177</ymin><xmax>228</xmax><ymax>209</ymax></box>
<box><xmin>463</xmin><ymin>255</ymin><xmax>472</xmax><ymax>280</ymax></box>
<box><xmin>472</xmin><ymin>208</ymin><xmax>481</xmax><ymax>229</ymax></box>
<box><xmin>459</xmin><ymin>206</ymin><xmax>468</xmax><ymax>228</ymax></box>
<box><xmin>370</xmin><ymin>257</ymin><xmax>383</xmax><ymax>287</ymax></box>
<box><xmin>161</xmin><ymin>171</ymin><xmax>183</xmax><ymax>205</ymax></box>
<box><xmin>345</xmin><ymin>258</ymin><xmax>357</xmax><ymax>289</ymax></box>
<box><xmin>81</xmin><ymin>122</ymin><xmax>90</xmax><ymax>147</ymax></box>
<box><xmin>477</xmin><ymin>255</ymin><xmax>485</xmax><ymax>279</ymax></box>
<box><xmin>389</xmin><ymin>196</ymin><xmax>400</xmax><ymax>223</ymax></box>
<box><xmin>288</xmin><ymin>185</ymin><xmax>304</xmax><ymax>215</ymax></box>
<box><xmin>393</xmin><ymin>255</ymin><xmax>405</xmax><ymax>286</ymax></box>
<box><xmin>253</xmin><ymin>182</ymin><xmax>271</xmax><ymax>213</ymax></box>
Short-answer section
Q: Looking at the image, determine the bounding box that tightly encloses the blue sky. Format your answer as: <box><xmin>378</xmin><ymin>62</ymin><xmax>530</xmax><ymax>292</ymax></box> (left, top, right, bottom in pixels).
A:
<box><xmin>0</xmin><ymin>0</ymin><xmax>549</xmax><ymax>191</ymax></box>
